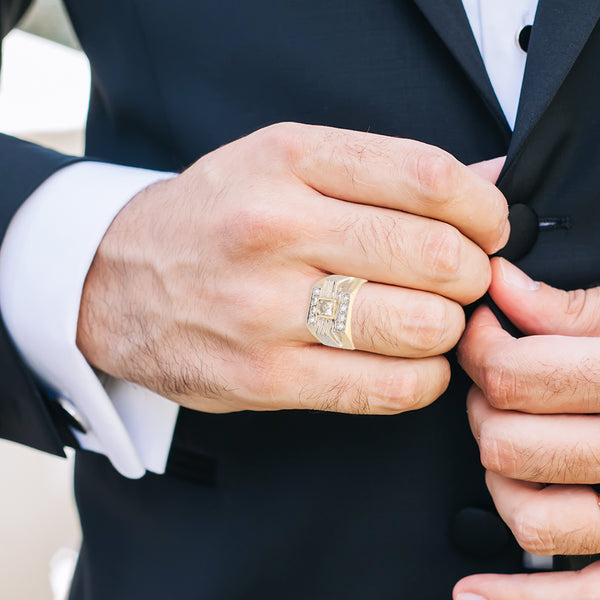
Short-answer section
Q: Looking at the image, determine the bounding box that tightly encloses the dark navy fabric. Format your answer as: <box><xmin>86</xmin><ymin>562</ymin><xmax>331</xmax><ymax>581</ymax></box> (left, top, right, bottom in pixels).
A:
<box><xmin>1</xmin><ymin>0</ymin><xmax>600</xmax><ymax>597</ymax></box>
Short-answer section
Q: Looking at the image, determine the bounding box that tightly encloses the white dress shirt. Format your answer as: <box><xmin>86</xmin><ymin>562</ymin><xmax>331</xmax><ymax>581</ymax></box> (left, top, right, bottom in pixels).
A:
<box><xmin>462</xmin><ymin>0</ymin><xmax>539</xmax><ymax>129</ymax></box>
<box><xmin>0</xmin><ymin>0</ymin><xmax>540</xmax><ymax>478</ymax></box>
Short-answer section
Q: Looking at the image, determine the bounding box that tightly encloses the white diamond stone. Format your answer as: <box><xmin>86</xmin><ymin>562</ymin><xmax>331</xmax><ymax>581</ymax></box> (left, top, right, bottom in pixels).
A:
<box><xmin>335</xmin><ymin>323</ymin><xmax>344</xmax><ymax>331</ymax></box>
<box><xmin>316</xmin><ymin>298</ymin><xmax>336</xmax><ymax>318</ymax></box>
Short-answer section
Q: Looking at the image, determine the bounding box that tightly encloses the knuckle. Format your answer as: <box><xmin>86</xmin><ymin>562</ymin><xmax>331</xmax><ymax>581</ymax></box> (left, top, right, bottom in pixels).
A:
<box><xmin>224</xmin><ymin>202</ymin><xmax>300</xmax><ymax>256</ymax></box>
<box><xmin>513</xmin><ymin>508</ymin><xmax>556</xmax><ymax>555</ymax></box>
<box><xmin>406</xmin><ymin>299</ymin><xmax>451</xmax><ymax>353</ymax></box>
<box><xmin>255</xmin><ymin>122</ymin><xmax>310</xmax><ymax>173</ymax></box>
<box><xmin>255</xmin><ymin>122</ymin><xmax>303</xmax><ymax>160</ymax></box>
<box><xmin>419</xmin><ymin>224</ymin><xmax>462</xmax><ymax>280</ymax></box>
<box><xmin>481</xmin><ymin>359</ymin><xmax>518</xmax><ymax>410</ymax></box>
<box><xmin>479</xmin><ymin>431</ymin><xmax>518</xmax><ymax>475</ymax></box>
<box><xmin>355</xmin><ymin>295</ymin><xmax>456</xmax><ymax>356</ymax></box>
<box><xmin>371</xmin><ymin>367</ymin><xmax>421</xmax><ymax>414</ymax></box>
<box><xmin>562</xmin><ymin>288</ymin><xmax>600</xmax><ymax>333</ymax></box>
<box><xmin>565</xmin><ymin>288</ymin><xmax>588</xmax><ymax>319</ymax></box>
<box><xmin>413</xmin><ymin>150</ymin><xmax>459</xmax><ymax>200</ymax></box>
<box><xmin>230</xmin><ymin>206</ymin><xmax>275</xmax><ymax>249</ymax></box>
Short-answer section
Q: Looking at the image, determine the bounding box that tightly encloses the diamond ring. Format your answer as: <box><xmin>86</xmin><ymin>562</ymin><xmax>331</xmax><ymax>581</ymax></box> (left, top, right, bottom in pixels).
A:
<box><xmin>306</xmin><ymin>275</ymin><xmax>367</xmax><ymax>350</ymax></box>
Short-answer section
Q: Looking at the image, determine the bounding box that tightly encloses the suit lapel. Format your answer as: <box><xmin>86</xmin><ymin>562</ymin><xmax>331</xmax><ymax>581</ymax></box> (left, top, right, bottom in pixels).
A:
<box><xmin>506</xmin><ymin>0</ymin><xmax>600</xmax><ymax>169</ymax></box>
<box><xmin>412</xmin><ymin>0</ymin><xmax>510</xmax><ymax>134</ymax></box>
<box><xmin>412</xmin><ymin>1</ymin><xmax>600</xmax><ymax>179</ymax></box>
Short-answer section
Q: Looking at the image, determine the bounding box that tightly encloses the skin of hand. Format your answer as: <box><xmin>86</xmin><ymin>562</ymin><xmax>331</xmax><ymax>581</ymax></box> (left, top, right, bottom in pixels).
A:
<box><xmin>454</xmin><ymin>256</ymin><xmax>600</xmax><ymax>599</ymax></box>
<box><xmin>454</xmin><ymin>561</ymin><xmax>600</xmax><ymax>600</ymax></box>
<box><xmin>76</xmin><ymin>122</ymin><xmax>508</xmax><ymax>416</ymax></box>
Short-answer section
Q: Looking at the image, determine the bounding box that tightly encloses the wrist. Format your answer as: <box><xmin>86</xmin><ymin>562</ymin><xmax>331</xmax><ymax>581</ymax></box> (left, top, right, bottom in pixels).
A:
<box><xmin>76</xmin><ymin>177</ymin><xmax>175</xmax><ymax>374</ymax></box>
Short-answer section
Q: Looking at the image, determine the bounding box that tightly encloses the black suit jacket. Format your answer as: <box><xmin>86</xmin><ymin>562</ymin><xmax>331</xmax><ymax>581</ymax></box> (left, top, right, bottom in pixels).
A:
<box><xmin>1</xmin><ymin>1</ymin><xmax>600</xmax><ymax>598</ymax></box>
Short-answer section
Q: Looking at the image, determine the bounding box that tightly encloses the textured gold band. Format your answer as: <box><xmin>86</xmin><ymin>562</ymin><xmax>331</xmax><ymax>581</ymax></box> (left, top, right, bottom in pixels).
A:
<box><xmin>306</xmin><ymin>275</ymin><xmax>367</xmax><ymax>350</ymax></box>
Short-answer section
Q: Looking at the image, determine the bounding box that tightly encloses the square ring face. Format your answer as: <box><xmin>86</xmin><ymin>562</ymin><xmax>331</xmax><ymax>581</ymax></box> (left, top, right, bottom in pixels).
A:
<box><xmin>315</xmin><ymin>298</ymin><xmax>337</xmax><ymax>319</ymax></box>
<box><xmin>307</xmin><ymin>276</ymin><xmax>365</xmax><ymax>350</ymax></box>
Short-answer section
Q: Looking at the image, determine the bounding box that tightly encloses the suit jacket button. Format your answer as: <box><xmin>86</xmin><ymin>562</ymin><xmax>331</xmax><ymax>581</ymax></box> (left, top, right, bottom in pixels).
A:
<box><xmin>451</xmin><ymin>507</ymin><xmax>511</xmax><ymax>557</ymax></box>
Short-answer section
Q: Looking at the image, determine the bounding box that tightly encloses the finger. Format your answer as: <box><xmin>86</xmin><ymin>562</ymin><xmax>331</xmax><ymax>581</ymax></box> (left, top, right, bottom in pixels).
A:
<box><xmin>468</xmin><ymin>387</ymin><xmax>600</xmax><ymax>484</ymax></box>
<box><xmin>485</xmin><ymin>471</ymin><xmax>600</xmax><ymax>556</ymax></box>
<box><xmin>305</xmin><ymin>197</ymin><xmax>492</xmax><ymax>305</ymax></box>
<box><xmin>458</xmin><ymin>305</ymin><xmax>600</xmax><ymax>413</ymax></box>
<box><xmin>214</xmin><ymin>344</ymin><xmax>451</xmax><ymax>415</ymax></box>
<box><xmin>489</xmin><ymin>257</ymin><xmax>600</xmax><ymax>336</ymax></box>
<box><xmin>467</xmin><ymin>156</ymin><xmax>505</xmax><ymax>183</ymax></box>
<box><xmin>288</xmin><ymin>124</ymin><xmax>509</xmax><ymax>254</ymax></box>
<box><xmin>231</xmin><ymin>182</ymin><xmax>491</xmax><ymax>305</ymax></box>
<box><xmin>454</xmin><ymin>560</ymin><xmax>600</xmax><ymax>600</ymax></box>
<box><xmin>336</xmin><ymin>282</ymin><xmax>466</xmax><ymax>358</ymax></box>
<box><xmin>235</xmin><ymin>269</ymin><xmax>464</xmax><ymax>360</ymax></box>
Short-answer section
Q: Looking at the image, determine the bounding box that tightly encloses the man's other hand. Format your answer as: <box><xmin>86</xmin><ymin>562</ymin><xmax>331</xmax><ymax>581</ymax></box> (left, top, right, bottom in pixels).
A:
<box><xmin>459</xmin><ymin>256</ymin><xmax>600</xmax><ymax>556</ymax></box>
<box><xmin>77</xmin><ymin>123</ymin><xmax>508</xmax><ymax>415</ymax></box>
<box><xmin>454</xmin><ymin>560</ymin><xmax>600</xmax><ymax>600</ymax></box>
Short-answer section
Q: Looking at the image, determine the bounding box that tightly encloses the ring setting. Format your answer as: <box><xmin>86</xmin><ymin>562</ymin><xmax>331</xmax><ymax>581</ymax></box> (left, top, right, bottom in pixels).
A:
<box><xmin>307</xmin><ymin>275</ymin><xmax>366</xmax><ymax>350</ymax></box>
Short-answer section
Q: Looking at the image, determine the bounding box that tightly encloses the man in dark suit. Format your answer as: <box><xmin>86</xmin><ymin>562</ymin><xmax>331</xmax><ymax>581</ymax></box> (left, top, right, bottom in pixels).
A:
<box><xmin>2</xmin><ymin>1</ymin><xmax>600</xmax><ymax>598</ymax></box>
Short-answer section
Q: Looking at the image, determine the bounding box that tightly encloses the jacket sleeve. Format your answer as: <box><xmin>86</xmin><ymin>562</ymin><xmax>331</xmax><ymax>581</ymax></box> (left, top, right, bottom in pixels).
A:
<box><xmin>0</xmin><ymin>1</ymin><xmax>84</xmax><ymax>455</ymax></box>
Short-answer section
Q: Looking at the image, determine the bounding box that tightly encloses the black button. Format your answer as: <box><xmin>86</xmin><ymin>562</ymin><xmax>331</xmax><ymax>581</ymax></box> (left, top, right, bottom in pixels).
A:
<box><xmin>518</xmin><ymin>25</ymin><xmax>533</xmax><ymax>52</ymax></box>
<box><xmin>450</xmin><ymin>507</ymin><xmax>511</xmax><ymax>558</ymax></box>
<box><xmin>494</xmin><ymin>203</ymin><xmax>538</xmax><ymax>262</ymax></box>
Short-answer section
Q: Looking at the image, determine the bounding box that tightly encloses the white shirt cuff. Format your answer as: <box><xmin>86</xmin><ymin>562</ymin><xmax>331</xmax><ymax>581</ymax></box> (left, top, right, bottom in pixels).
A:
<box><xmin>0</xmin><ymin>161</ymin><xmax>180</xmax><ymax>478</ymax></box>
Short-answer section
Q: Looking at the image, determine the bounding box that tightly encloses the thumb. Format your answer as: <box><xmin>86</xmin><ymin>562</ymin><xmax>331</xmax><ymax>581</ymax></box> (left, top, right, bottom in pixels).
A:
<box><xmin>468</xmin><ymin>156</ymin><xmax>505</xmax><ymax>184</ymax></box>
<box><xmin>453</xmin><ymin>561</ymin><xmax>600</xmax><ymax>600</ymax></box>
<box><xmin>488</xmin><ymin>257</ymin><xmax>600</xmax><ymax>336</ymax></box>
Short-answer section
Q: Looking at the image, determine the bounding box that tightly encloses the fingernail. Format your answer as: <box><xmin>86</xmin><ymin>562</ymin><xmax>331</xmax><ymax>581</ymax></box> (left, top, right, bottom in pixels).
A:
<box><xmin>456</xmin><ymin>594</ymin><xmax>489</xmax><ymax>600</ymax></box>
<box><xmin>497</xmin><ymin>258</ymin><xmax>540</xmax><ymax>291</ymax></box>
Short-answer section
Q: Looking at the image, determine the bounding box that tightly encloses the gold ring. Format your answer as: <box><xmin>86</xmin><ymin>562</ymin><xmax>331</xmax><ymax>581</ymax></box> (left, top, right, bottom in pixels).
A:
<box><xmin>306</xmin><ymin>275</ymin><xmax>367</xmax><ymax>350</ymax></box>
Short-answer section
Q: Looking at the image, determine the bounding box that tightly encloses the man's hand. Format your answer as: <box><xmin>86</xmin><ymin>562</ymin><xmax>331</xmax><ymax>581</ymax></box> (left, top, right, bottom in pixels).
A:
<box><xmin>459</xmin><ymin>256</ymin><xmax>600</xmax><ymax>557</ymax></box>
<box><xmin>77</xmin><ymin>122</ymin><xmax>508</xmax><ymax>415</ymax></box>
<box><xmin>453</xmin><ymin>560</ymin><xmax>600</xmax><ymax>600</ymax></box>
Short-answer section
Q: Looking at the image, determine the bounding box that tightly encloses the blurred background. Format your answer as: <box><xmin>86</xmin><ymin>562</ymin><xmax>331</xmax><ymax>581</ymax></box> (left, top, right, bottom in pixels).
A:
<box><xmin>0</xmin><ymin>1</ymin><xmax>89</xmax><ymax>598</ymax></box>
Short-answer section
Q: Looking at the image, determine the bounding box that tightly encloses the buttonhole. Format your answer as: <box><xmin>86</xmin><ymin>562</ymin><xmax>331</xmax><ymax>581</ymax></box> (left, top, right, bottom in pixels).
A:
<box><xmin>538</xmin><ymin>216</ymin><xmax>572</xmax><ymax>231</ymax></box>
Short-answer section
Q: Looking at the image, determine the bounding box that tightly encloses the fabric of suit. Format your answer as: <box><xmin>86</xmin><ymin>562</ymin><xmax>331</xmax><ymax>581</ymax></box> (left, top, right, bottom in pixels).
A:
<box><xmin>1</xmin><ymin>0</ymin><xmax>600</xmax><ymax>597</ymax></box>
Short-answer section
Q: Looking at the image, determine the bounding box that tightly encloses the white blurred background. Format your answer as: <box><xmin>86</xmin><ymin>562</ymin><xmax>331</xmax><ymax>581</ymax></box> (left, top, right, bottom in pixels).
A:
<box><xmin>0</xmin><ymin>1</ymin><xmax>89</xmax><ymax>598</ymax></box>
